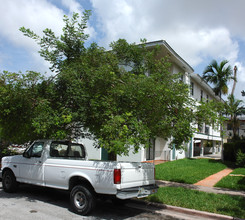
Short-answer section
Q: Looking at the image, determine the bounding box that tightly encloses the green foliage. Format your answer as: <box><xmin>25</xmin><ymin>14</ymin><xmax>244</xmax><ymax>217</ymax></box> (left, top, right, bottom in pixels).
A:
<box><xmin>224</xmin><ymin>142</ymin><xmax>237</xmax><ymax>162</ymax></box>
<box><xmin>0</xmin><ymin>71</ymin><xmax>44</xmax><ymax>143</ymax></box>
<box><xmin>203</xmin><ymin>60</ymin><xmax>234</xmax><ymax>98</ymax></box>
<box><xmin>20</xmin><ymin>11</ymin><xmax>91</xmax><ymax>72</ymax></box>
<box><xmin>224</xmin><ymin>141</ymin><xmax>245</xmax><ymax>163</ymax></box>
<box><xmin>236</xmin><ymin>150</ymin><xmax>245</xmax><ymax>168</ymax></box>
<box><xmin>195</xmin><ymin>100</ymin><xmax>225</xmax><ymax>130</ymax></box>
<box><xmin>0</xmin><ymin>11</ymin><xmax>223</xmax><ymax>156</ymax></box>
<box><xmin>224</xmin><ymin>95</ymin><xmax>245</xmax><ymax>138</ymax></box>
<box><xmin>0</xmin><ymin>70</ymin><xmax>74</xmax><ymax>144</ymax></box>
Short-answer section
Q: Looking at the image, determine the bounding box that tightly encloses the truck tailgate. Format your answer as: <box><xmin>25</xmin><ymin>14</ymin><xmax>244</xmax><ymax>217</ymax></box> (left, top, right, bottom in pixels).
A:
<box><xmin>119</xmin><ymin>162</ymin><xmax>155</xmax><ymax>189</ymax></box>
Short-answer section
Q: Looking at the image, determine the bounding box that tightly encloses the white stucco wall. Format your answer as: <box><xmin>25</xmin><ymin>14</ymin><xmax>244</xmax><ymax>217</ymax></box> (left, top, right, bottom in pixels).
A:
<box><xmin>78</xmin><ymin>137</ymin><xmax>101</xmax><ymax>160</ymax></box>
<box><xmin>154</xmin><ymin>137</ymin><xmax>172</xmax><ymax>161</ymax></box>
<box><xmin>117</xmin><ymin>147</ymin><xmax>144</xmax><ymax>162</ymax></box>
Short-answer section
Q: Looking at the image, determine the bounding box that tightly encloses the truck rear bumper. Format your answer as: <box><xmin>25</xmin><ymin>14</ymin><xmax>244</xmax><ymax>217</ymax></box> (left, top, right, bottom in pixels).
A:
<box><xmin>116</xmin><ymin>184</ymin><xmax>158</xmax><ymax>200</ymax></box>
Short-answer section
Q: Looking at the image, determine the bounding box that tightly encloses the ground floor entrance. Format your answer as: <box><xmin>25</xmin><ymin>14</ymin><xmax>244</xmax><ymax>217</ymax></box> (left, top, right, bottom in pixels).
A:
<box><xmin>193</xmin><ymin>139</ymin><xmax>221</xmax><ymax>157</ymax></box>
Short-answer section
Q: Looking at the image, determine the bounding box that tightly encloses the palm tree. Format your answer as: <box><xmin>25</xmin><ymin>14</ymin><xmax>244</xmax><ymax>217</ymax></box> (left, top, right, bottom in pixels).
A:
<box><xmin>203</xmin><ymin>60</ymin><xmax>234</xmax><ymax>161</ymax></box>
<box><xmin>203</xmin><ymin>60</ymin><xmax>234</xmax><ymax>99</ymax></box>
<box><xmin>225</xmin><ymin>94</ymin><xmax>245</xmax><ymax>138</ymax></box>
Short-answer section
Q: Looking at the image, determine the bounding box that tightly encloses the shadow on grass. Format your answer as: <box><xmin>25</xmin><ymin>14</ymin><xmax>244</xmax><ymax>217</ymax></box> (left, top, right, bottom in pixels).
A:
<box><xmin>238</xmin><ymin>177</ymin><xmax>245</xmax><ymax>186</ymax></box>
<box><xmin>217</xmin><ymin>196</ymin><xmax>245</xmax><ymax>219</ymax></box>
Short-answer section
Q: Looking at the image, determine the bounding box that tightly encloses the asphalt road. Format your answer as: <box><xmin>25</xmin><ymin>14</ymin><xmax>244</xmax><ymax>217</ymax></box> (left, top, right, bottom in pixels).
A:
<box><xmin>0</xmin><ymin>182</ymin><xmax>180</xmax><ymax>220</ymax></box>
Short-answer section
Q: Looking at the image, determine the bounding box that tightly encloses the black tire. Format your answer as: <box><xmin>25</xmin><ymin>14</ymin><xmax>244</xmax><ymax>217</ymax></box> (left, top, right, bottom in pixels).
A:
<box><xmin>70</xmin><ymin>185</ymin><xmax>96</xmax><ymax>215</ymax></box>
<box><xmin>2</xmin><ymin>170</ymin><xmax>18</xmax><ymax>193</ymax></box>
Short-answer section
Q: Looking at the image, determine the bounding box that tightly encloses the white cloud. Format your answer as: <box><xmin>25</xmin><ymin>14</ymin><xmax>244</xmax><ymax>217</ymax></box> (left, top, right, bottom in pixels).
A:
<box><xmin>61</xmin><ymin>0</ymin><xmax>84</xmax><ymax>14</ymax></box>
<box><xmin>0</xmin><ymin>0</ymin><xmax>96</xmax><ymax>73</ymax></box>
<box><xmin>0</xmin><ymin>0</ymin><xmax>64</xmax><ymax>48</ymax></box>
<box><xmin>91</xmin><ymin>0</ymin><xmax>242</xmax><ymax>67</ymax></box>
<box><xmin>90</xmin><ymin>0</ymin><xmax>245</xmax><ymax>100</ymax></box>
<box><xmin>0</xmin><ymin>0</ymin><xmax>65</xmax><ymax>73</ymax></box>
<box><xmin>167</xmin><ymin>27</ymin><xmax>239</xmax><ymax>67</ymax></box>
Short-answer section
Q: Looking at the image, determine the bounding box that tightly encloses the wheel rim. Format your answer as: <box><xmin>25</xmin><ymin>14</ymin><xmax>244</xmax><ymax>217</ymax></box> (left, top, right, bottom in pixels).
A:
<box><xmin>4</xmin><ymin>175</ymin><xmax>12</xmax><ymax>189</ymax></box>
<box><xmin>74</xmin><ymin>191</ymin><xmax>87</xmax><ymax>209</ymax></box>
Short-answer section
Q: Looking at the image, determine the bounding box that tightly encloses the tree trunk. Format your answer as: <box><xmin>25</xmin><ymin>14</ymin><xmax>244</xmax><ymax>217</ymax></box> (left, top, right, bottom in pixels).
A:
<box><xmin>231</xmin><ymin>66</ymin><xmax>237</xmax><ymax>96</ymax></box>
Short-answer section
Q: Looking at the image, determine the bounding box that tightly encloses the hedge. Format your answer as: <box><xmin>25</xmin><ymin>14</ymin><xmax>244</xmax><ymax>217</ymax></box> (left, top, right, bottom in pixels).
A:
<box><xmin>224</xmin><ymin>141</ymin><xmax>245</xmax><ymax>162</ymax></box>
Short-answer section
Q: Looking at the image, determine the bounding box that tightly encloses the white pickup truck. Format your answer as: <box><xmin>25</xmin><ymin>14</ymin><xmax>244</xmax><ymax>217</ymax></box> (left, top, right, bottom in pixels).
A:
<box><xmin>0</xmin><ymin>140</ymin><xmax>158</xmax><ymax>215</ymax></box>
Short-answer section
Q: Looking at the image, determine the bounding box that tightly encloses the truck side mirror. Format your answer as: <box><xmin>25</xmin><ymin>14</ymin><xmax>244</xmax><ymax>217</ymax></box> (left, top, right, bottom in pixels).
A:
<box><xmin>23</xmin><ymin>151</ymin><xmax>31</xmax><ymax>158</ymax></box>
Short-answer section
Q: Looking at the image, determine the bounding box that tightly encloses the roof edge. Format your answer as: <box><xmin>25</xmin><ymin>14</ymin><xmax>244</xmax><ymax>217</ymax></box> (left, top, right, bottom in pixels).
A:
<box><xmin>145</xmin><ymin>40</ymin><xmax>194</xmax><ymax>73</ymax></box>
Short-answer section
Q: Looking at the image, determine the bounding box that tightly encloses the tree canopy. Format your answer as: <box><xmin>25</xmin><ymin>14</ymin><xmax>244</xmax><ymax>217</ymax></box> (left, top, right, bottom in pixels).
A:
<box><xmin>0</xmin><ymin>11</ymin><xmax>223</xmax><ymax>156</ymax></box>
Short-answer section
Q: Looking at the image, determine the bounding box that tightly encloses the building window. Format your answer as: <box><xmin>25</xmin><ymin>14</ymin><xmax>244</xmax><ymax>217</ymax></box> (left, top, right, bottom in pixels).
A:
<box><xmin>206</xmin><ymin>94</ymin><xmax>209</xmax><ymax>103</ymax></box>
<box><xmin>205</xmin><ymin>125</ymin><xmax>210</xmax><ymax>135</ymax></box>
<box><xmin>200</xmin><ymin>90</ymin><xmax>203</xmax><ymax>101</ymax></box>
<box><xmin>198</xmin><ymin>123</ymin><xmax>203</xmax><ymax>133</ymax></box>
<box><xmin>190</xmin><ymin>82</ymin><xmax>194</xmax><ymax>96</ymax></box>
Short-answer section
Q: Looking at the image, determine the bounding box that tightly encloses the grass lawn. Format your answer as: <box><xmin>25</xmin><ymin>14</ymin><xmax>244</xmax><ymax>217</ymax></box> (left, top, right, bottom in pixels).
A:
<box><xmin>145</xmin><ymin>187</ymin><xmax>245</xmax><ymax>219</ymax></box>
<box><xmin>215</xmin><ymin>168</ymin><xmax>245</xmax><ymax>191</ymax></box>
<box><xmin>155</xmin><ymin>158</ymin><xmax>227</xmax><ymax>184</ymax></box>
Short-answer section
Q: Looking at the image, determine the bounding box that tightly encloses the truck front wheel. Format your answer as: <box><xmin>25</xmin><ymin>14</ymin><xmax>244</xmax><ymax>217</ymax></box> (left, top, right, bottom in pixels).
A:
<box><xmin>2</xmin><ymin>170</ymin><xmax>18</xmax><ymax>193</ymax></box>
<box><xmin>70</xmin><ymin>185</ymin><xmax>96</xmax><ymax>215</ymax></box>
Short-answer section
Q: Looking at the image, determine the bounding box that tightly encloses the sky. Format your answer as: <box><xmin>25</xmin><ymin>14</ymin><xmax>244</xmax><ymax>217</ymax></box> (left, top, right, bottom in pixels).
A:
<box><xmin>0</xmin><ymin>0</ymin><xmax>245</xmax><ymax>100</ymax></box>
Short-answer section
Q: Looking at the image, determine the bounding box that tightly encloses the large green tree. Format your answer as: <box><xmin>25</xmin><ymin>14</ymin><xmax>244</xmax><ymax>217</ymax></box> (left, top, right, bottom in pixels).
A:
<box><xmin>203</xmin><ymin>60</ymin><xmax>234</xmax><ymax>99</ymax></box>
<box><xmin>0</xmin><ymin>11</ymin><xmax>222</xmax><ymax>156</ymax></box>
<box><xmin>0</xmin><ymin>70</ymin><xmax>74</xmax><ymax>143</ymax></box>
<box><xmin>0</xmin><ymin>71</ymin><xmax>42</xmax><ymax>143</ymax></box>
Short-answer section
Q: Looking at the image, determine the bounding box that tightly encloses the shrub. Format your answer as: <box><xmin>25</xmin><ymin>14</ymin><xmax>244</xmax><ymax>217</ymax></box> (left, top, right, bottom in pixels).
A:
<box><xmin>236</xmin><ymin>150</ymin><xmax>245</xmax><ymax>168</ymax></box>
<box><xmin>224</xmin><ymin>142</ymin><xmax>236</xmax><ymax>162</ymax></box>
<box><xmin>224</xmin><ymin>141</ymin><xmax>245</xmax><ymax>163</ymax></box>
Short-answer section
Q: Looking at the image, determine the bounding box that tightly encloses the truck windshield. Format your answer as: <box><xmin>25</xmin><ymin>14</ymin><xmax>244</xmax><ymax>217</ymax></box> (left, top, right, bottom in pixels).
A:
<box><xmin>50</xmin><ymin>141</ymin><xmax>85</xmax><ymax>159</ymax></box>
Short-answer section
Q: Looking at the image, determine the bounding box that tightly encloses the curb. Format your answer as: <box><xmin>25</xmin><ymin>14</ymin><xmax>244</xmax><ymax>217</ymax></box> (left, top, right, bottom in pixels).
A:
<box><xmin>131</xmin><ymin>199</ymin><xmax>235</xmax><ymax>220</ymax></box>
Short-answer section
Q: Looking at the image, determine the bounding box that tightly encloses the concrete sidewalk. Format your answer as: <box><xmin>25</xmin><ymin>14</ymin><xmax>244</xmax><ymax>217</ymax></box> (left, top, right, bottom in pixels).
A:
<box><xmin>156</xmin><ymin>180</ymin><xmax>245</xmax><ymax>197</ymax></box>
<box><xmin>194</xmin><ymin>168</ymin><xmax>233</xmax><ymax>187</ymax></box>
<box><xmin>156</xmin><ymin>167</ymin><xmax>245</xmax><ymax>197</ymax></box>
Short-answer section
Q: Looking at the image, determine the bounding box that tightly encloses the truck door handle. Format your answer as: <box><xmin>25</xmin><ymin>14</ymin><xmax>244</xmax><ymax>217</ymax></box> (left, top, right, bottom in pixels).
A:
<box><xmin>13</xmin><ymin>165</ymin><xmax>17</xmax><ymax>168</ymax></box>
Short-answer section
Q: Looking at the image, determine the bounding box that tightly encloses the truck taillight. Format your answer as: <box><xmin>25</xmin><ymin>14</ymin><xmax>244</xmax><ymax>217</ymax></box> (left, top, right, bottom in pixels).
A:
<box><xmin>114</xmin><ymin>169</ymin><xmax>121</xmax><ymax>184</ymax></box>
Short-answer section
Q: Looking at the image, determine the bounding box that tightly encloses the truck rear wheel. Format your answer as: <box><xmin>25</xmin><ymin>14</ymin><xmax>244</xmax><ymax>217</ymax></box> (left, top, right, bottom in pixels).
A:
<box><xmin>2</xmin><ymin>170</ymin><xmax>18</xmax><ymax>193</ymax></box>
<box><xmin>70</xmin><ymin>185</ymin><xmax>96</xmax><ymax>215</ymax></box>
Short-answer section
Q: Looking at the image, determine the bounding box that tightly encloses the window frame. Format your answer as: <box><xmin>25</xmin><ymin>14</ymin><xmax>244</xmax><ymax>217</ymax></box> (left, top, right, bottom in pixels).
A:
<box><xmin>49</xmin><ymin>141</ymin><xmax>86</xmax><ymax>159</ymax></box>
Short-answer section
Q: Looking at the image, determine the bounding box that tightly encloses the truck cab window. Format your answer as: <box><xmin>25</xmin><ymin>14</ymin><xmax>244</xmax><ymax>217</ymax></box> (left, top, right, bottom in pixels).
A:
<box><xmin>50</xmin><ymin>142</ymin><xmax>69</xmax><ymax>157</ymax></box>
<box><xmin>24</xmin><ymin>142</ymin><xmax>44</xmax><ymax>158</ymax></box>
<box><xmin>69</xmin><ymin>144</ymin><xmax>85</xmax><ymax>158</ymax></box>
<box><xmin>50</xmin><ymin>141</ymin><xmax>85</xmax><ymax>159</ymax></box>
